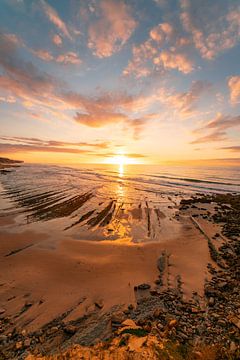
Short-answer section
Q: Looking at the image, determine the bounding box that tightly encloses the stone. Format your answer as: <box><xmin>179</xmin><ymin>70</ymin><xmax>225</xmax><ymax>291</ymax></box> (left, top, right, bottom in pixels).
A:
<box><xmin>0</xmin><ymin>334</ymin><xmax>7</xmax><ymax>342</ymax></box>
<box><xmin>208</xmin><ymin>297</ymin><xmax>215</xmax><ymax>306</ymax></box>
<box><xmin>168</xmin><ymin>319</ymin><xmax>177</xmax><ymax>329</ymax></box>
<box><xmin>64</xmin><ymin>325</ymin><xmax>77</xmax><ymax>335</ymax></box>
<box><xmin>111</xmin><ymin>312</ymin><xmax>125</xmax><ymax>324</ymax></box>
<box><xmin>95</xmin><ymin>301</ymin><xmax>104</xmax><ymax>309</ymax></box>
<box><xmin>230</xmin><ymin>341</ymin><xmax>237</xmax><ymax>352</ymax></box>
<box><xmin>229</xmin><ymin>316</ymin><xmax>240</xmax><ymax>329</ymax></box>
<box><xmin>47</xmin><ymin>326</ymin><xmax>59</xmax><ymax>335</ymax></box>
<box><xmin>137</xmin><ymin>283</ymin><xmax>151</xmax><ymax>290</ymax></box>
<box><xmin>16</xmin><ymin>341</ymin><xmax>23</xmax><ymax>350</ymax></box>
<box><xmin>121</xmin><ymin>319</ymin><xmax>139</xmax><ymax>329</ymax></box>
<box><xmin>24</xmin><ymin>338</ymin><xmax>31</xmax><ymax>347</ymax></box>
<box><xmin>153</xmin><ymin>308</ymin><xmax>162</xmax><ymax>318</ymax></box>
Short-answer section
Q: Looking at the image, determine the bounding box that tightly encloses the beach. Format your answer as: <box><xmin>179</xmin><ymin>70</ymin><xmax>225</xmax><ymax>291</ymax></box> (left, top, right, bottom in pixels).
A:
<box><xmin>0</xmin><ymin>161</ymin><xmax>239</xmax><ymax>359</ymax></box>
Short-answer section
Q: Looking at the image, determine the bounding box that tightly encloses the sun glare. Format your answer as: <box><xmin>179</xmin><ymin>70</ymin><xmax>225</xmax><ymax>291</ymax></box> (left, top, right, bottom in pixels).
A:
<box><xmin>106</xmin><ymin>154</ymin><xmax>136</xmax><ymax>165</ymax></box>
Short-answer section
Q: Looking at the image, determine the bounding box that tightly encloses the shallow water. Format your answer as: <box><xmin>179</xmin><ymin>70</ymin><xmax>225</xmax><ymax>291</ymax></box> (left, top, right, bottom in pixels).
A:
<box><xmin>0</xmin><ymin>163</ymin><xmax>239</xmax><ymax>243</ymax></box>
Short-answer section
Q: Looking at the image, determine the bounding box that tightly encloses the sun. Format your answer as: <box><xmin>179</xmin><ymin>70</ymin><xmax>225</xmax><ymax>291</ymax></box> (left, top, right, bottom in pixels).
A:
<box><xmin>106</xmin><ymin>154</ymin><xmax>136</xmax><ymax>165</ymax></box>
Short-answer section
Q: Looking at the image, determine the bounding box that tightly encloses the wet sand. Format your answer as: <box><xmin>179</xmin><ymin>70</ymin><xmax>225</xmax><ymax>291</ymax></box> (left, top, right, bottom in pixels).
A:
<box><xmin>0</xmin><ymin>206</ymin><xmax>216</xmax><ymax>333</ymax></box>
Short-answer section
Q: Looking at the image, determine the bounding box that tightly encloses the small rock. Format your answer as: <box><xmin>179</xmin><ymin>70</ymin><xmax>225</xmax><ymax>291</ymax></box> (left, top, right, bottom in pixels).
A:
<box><xmin>24</xmin><ymin>338</ymin><xmax>31</xmax><ymax>347</ymax></box>
<box><xmin>230</xmin><ymin>341</ymin><xmax>237</xmax><ymax>352</ymax></box>
<box><xmin>137</xmin><ymin>283</ymin><xmax>151</xmax><ymax>290</ymax></box>
<box><xmin>153</xmin><ymin>308</ymin><xmax>162</xmax><ymax>318</ymax></box>
<box><xmin>95</xmin><ymin>301</ymin><xmax>103</xmax><ymax>309</ymax></box>
<box><xmin>21</xmin><ymin>329</ymin><xmax>27</xmax><ymax>336</ymax></box>
<box><xmin>208</xmin><ymin>297</ymin><xmax>215</xmax><ymax>306</ymax></box>
<box><xmin>64</xmin><ymin>325</ymin><xmax>77</xmax><ymax>335</ymax></box>
<box><xmin>168</xmin><ymin>319</ymin><xmax>177</xmax><ymax>329</ymax></box>
<box><xmin>0</xmin><ymin>334</ymin><xmax>7</xmax><ymax>343</ymax></box>
<box><xmin>111</xmin><ymin>312</ymin><xmax>125</xmax><ymax>324</ymax></box>
<box><xmin>0</xmin><ymin>308</ymin><xmax>6</xmax><ymax>315</ymax></box>
<box><xmin>121</xmin><ymin>319</ymin><xmax>138</xmax><ymax>328</ymax></box>
<box><xmin>16</xmin><ymin>341</ymin><xmax>23</xmax><ymax>350</ymax></box>
<box><xmin>47</xmin><ymin>326</ymin><xmax>59</xmax><ymax>335</ymax></box>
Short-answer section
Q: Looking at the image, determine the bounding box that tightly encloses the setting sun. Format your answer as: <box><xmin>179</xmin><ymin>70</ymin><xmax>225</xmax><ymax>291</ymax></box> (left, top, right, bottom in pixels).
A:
<box><xmin>105</xmin><ymin>154</ymin><xmax>138</xmax><ymax>165</ymax></box>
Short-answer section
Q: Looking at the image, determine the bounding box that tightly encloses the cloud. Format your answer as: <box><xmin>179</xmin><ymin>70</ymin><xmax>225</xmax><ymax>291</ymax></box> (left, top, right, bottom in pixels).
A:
<box><xmin>190</xmin><ymin>130</ymin><xmax>227</xmax><ymax>144</ymax></box>
<box><xmin>124</xmin><ymin>20</ymin><xmax>194</xmax><ymax>78</ymax></box>
<box><xmin>228</xmin><ymin>76</ymin><xmax>240</xmax><ymax>104</ymax></box>
<box><xmin>31</xmin><ymin>49</ymin><xmax>54</xmax><ymax>61</ymax></box>
<box><xmin>87</xmin><ymin>0</ymin><xmax>137</xmax><ymax>58</ymax></box>
<box><xmin>0</xmin><ymin>136</ymin><xmax>111</xmax><ymax>154</ymax></box>
<box><xmin>180</xmin><ymin>0</ymin><xmax>240</xmax><ymax>60</ymax></box>
<box><xmin>155</xmin><ymin>81</ymin><xmax>211</xmax><ymax>118</ymax></box>
<box><xmin>197</xmin><ymin>113</ymin><xmax>240</xmax><ymax>132</ymax></box>
<box><xmin>52</xmin><ymin>34</ymin><xmax>62</xmax><ymax>46</ymax></box>
<box><xmin>219</xmin><ymin>146</ymin><xmax>240</xmax><ymax>152</ymax></box>
<box><xmin>0</xmin><ymin>32</ymin><xmax>152</xmax><ymax>139</ymax></box>
<box><xmin>191</xmin><ymin>113</ymin><xmax>240</xmax><ymax>144</ymax></box>
<box><xmin>0</xmin><ymin>95</ymin><xmax>16</xmax><ymax>103</ymax></box>
<box><xmin>40</xmin><ymin>0</ymin><xmax>72</xmax><ymax>40</ymax></box>
<box><xmin>154</xmin><ymin>50</ymin><xmax>194</xmax><ymax>74</ymax></box>
<box><xmin>3</xmin><ymin>33</ymin><xmax>25</xmax><ymax>47</ymax></box>
<box><xmin>56</xmin><ymin>52</ymin><xmax>81</xmax><ymax>65</ymax></box>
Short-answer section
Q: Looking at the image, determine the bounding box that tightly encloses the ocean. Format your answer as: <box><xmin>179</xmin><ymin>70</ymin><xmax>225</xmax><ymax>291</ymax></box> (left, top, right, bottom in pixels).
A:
<box><xmin>0</xmin><ymin>163</ymin><xmax>239</xmax><ymax>242</ymax></box>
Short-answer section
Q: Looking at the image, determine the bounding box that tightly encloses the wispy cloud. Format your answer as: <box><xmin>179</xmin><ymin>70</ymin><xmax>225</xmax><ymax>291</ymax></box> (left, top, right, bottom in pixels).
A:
<box><xmin>191</xmin><ymin>113</ymin><xmax>240</xmax><ymax>144</ymax></box>
<box><xmin>40</xmin><ymin>0</ymin><xmax>72</xmax><ymax>40</ymax></box>
<box><xmin>0</xmin><ymin>136</ymin><xmax>110</xmax><ymax>154</ymax></box>
<box><xmin>219</xmin><ymin>146</ymin><xmax>240</xmax><ymax>152</ymax></box>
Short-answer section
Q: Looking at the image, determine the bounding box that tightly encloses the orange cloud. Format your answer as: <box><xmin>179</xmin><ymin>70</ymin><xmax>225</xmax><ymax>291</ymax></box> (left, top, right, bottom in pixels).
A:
<box><xmin>87</xmin><ymin>0</ymin><xmax>137</xmax><ymax>58</ymax></box>
<box><xmin>124</xmin><ymin>20</ymin><xmax>194</xmax><ymax>78</ymax></box>
<box><xmin>191</xmin><ymin>113</ymin><xmax>240</xmax><ymax>144</ymax></box>
<box><xmin>40</xmin><ymin>0</ymin><xmax>72</xmax><ymax>40</ymax></box>
<box><xmin>228</xmin><ymin>76</ymin><xmax>240</xmax><ymax>105</ymax></box>
<box><xmin>190</xmin><ymin>131</ymin><xmax>227</xmax><ymax>144</ymax></box>
<box><xmin>56</xmin><ymin>52</ymin><xmax>81</xmax><ymax>65</ymax></box>
<box><xmin>31</xmin><ymin>49</ymin><xmax>54</xmax><ymax>61</ymax></box>
<box><xmin>0</xmin><ymin>136</ymin><xmax>111</xmax><ymax>155</ymax></box>
<box><xmin>52</xmin><ymin>34</ymin><xmax>62</xmax><ymax>46</ymax></box>
<box><xmin>155</xmin><ymin>81</ymin><xmax>210</xmax><ymax>118</ymax></box>
<box><xmin>154</xmin><ymin>50</ymin><xmax>194</xmax><ymax>74</ymax></box>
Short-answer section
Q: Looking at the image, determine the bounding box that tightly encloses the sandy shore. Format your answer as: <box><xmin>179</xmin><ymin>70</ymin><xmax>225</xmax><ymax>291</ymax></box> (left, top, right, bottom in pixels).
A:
<box><xmin>0</xmin><ymin>162</ymin><xmax>239</xmax><ymax>358</ymax></box>
<box><xmin>0</xmin><ymin>204</ymin><xmax>217</xmax><ymax>334</ymax></box>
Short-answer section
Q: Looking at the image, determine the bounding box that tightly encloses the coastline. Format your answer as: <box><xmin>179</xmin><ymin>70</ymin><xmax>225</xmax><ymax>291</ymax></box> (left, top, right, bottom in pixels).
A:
<box><xmin>0</xmin><ymin>160</ymin><xmax>239</xmax><ymax>359</ymax></box>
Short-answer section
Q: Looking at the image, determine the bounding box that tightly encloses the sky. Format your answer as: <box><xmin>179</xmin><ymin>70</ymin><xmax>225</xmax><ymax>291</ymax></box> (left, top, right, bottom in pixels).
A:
<box><xmin>0</xmin><ymin>0</ymin><xmax>239</xmax><ymax>165</ymax></box>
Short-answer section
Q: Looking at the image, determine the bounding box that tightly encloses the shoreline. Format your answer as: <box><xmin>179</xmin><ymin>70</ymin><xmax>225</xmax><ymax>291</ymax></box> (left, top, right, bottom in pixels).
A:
<box><xmin>0</xmin><ymin>160</ymin><xmax>239</xmax><ymax>359</ymax></box>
